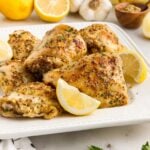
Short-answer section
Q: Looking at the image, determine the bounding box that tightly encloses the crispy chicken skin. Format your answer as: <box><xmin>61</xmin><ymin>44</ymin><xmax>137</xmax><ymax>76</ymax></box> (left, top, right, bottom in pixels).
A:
<box><xmin>8</xmin><ymin>30</ymin><xmax>40</xmax><ymax>61</ymax></box>
<box><xmin>44</xmin><ymin>53</ymin><xmax>128</xmax><ymax>108</ymax></box>
<box><xmin>0</xmin><ymin>82</ymin><xmax>62</xmax><ymax>119</ymax></box>
<box><xmin>0</xmin><ymin>61</ymin><xmax>34</xmax><ymax>94</ymax></box>
<box><xmin>24</xmin><ymin>24</ymin><xmax>87</xmax><ymax>76</ymax></box>
<box><xmin>80</xmin><ymin>24</ymin><xmax>124</xmax><ymax>53</ymax></box>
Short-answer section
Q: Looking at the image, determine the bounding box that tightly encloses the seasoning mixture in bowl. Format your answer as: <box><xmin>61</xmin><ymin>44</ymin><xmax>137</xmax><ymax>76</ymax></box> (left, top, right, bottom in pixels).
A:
<box><xmin>122</xmin><ymin>4</ymin><xmax>141</xmax><ymax>13</ymax></box>
<box><xmin>115</xmin><ymin>2</ymin><xmax>150</xmax><ymax>28</ymax></box>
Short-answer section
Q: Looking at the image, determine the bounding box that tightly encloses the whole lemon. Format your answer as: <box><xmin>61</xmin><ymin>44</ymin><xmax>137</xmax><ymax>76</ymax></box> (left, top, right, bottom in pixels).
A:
<box><xmin>0</xmin><ymin>0</ymin><xmax>33</xmax><ymax>20</ymax></box>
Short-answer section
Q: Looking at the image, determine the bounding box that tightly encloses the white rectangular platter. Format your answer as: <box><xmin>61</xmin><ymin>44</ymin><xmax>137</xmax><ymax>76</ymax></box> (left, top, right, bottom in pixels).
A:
<box><xmin>0</xmin><ymin>22</ymin><xmax>150</xmax><ymax>139</ymax></box>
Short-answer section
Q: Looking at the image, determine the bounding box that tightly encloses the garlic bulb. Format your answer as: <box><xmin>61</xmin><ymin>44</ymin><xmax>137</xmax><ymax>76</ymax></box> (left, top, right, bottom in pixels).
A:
<box><xmin>79</xmin><ymin>0</ymin><xmax>112</xmax><ymax>21</ymax></box>
<box><xmin>70</xmin><ymin>0</ymin><xmax>84</xmax><ymax>13</ymax></box>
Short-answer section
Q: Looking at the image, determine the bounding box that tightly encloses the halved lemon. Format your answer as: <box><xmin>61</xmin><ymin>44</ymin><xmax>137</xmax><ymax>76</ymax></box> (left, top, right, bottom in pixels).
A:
<box><xmin>120</xmin><ymin>51</ymin><xmax>148</xmax><ymax>84</ymax></box>
<box><xmin>56</xmin><ymin>79</ymin><xmax>100</xmax><ymax>116</ymax></box>
<box><xmin>34</xmin><ymin>0</ymin><xmax>70</xmax><ymax>22</ymax></box>
<box><xmin>142</xmin><ymin>12</ymin><xmax>150</xmax><ymax>39</ymax></box>
<box><xmin>0</xmin><ymin>40</ymin><xmax>13</xmax><ymax>62</ymax></box>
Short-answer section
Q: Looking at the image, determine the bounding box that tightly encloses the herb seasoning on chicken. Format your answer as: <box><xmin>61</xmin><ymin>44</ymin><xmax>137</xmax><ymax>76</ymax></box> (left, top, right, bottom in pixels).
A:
<box><xmin>44</xmin><ymin>53</ymin><xmax>128</xmax><ymax>108</ymax></box>
<box><xmin>0</xmin><ymin>61</ymin><xmax>34</xmax><ymax>94</ymax></box>
<box><xmin>80</xmin><ymin>24</ymin><xmax>124</xmax><ymax>53</ymax></box>
<box><xmin>24</xmin><ymin>24</ymin><xmax>87</xmax><ymax>77</ymax></box>
<box><xmin>0</xmin><ymin>82</ymin><xmax>62</xmax><ymax>119</ymax></box>
<box><xmin>8</xmin><ymin>30</ymin><xmax>40</xmax><ymax>61</ymax></box>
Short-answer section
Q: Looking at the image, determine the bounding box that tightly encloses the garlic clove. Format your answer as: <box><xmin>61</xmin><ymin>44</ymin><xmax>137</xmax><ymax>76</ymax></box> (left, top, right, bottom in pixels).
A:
<box><xmin>95</xmin><ymin>0</ymin><xmax>112</xmax><ymax>20</ymax></box>
<box><xmin>70</xmin><ymin>0</ymin><xmax>84</xmax><ymax>13</ymax></box>
<box><xmin>79</xmin><ymin>0</ymin><xmax>95</xmax><ymax>20</ymax></box>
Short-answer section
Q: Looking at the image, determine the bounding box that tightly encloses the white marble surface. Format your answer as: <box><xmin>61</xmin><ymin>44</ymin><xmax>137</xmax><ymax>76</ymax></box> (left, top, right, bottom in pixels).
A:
<box><xmin>31</xmin><ymin>123</ymin><xmax>150</xmax><ymax>150</ymax></box>
<box><xmin>0</xmin><ymin>10</ymin><xmax>150</xmax><ymax>150</ymax></box>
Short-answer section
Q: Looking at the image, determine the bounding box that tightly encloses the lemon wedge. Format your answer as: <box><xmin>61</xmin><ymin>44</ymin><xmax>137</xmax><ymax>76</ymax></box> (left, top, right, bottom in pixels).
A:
<box><xmin>0</xmin><ymin>40</ymin><xmax>13</xmax><ymax>62</ymax></box>
<box><xmin>34</xmin><ymin>0</ymin><xmax>70</xmax><ymax>22</ymax></box>
<box><xmin>56</xmin><ymin>79</ymin><xmax>100</xmax><ymax>116</ymax></box>
<box><xmin>142</xmin><ymin>12</ymin><xmax>150</xmax><ymax>39</ymax></box>
<box><xmin>120</xmin><ymin>51</ymin><xmax>148</xmax><ymax>84</ymax></box>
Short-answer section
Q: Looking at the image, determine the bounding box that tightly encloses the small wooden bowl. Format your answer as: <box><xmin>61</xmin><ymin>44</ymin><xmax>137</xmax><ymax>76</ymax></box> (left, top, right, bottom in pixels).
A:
<box><xmin>115</xmin><ymin>2</ymin><xmax>150</xmax><ymax>29</ymax></box>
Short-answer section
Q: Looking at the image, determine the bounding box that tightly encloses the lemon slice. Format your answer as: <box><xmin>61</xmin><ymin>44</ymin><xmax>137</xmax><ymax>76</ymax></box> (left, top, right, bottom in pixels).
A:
<box><xmin>34</xmin><ymin>0</ymin><xmax>70</xmax><ymax>22</ymax></box>
<box><xmin>142</xmin><ymin>12</ymin><xmax>150</xmax><ymax>39</ymax></box>
<box><xmin>120</xmin><ymin>51</ymin><xmax>148</xmax><ymax>84</ymax></box>
<box><xmin>0</xmin><ymin>40</ymin><xmax>13</xmax><ymax>62</ymax></box>
<box><xmin>56</xmin><ymin>79</ymin><xmax>100</xmax><ymax>116</ymax></box>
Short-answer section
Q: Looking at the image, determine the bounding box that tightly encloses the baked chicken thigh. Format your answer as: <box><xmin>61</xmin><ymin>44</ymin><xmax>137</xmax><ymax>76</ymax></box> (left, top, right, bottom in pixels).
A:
<box><xmin>80</xmin><ymin>24</ymin><xmax>124</xmax><ymax>53</ymax></box>
<box><xmin>8</xmin><ymin>30</ymin><xmax>40</xmax><ymax>61</ymax></box>
<box><xmin>0</xmin><ymin>82</ymin><xmax>62</xmax><ymax>119</ymax></box>
<box><xmin>24</xmin><ymin>24</ymin><xmax>87</xmax><ymax>77</ymax></box>
<box><xmin>44</xmin><ymin>53</ymin><xmax>128</xmax><ymax>108</ymax></box>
